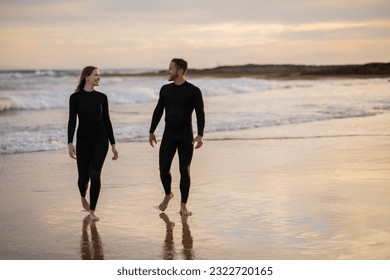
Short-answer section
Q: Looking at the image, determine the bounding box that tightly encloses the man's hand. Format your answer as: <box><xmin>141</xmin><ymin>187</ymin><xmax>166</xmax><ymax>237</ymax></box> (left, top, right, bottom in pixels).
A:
<box><xmin>193</xmin><ymin>135</ymin><xmax>203</xmax><ymax>149</ymax></box>
<box><xmin>68</xmin><ymin>143</ymin><xmax>76</xmax><ymax>159</ymax></box>
<box><xmin>149</xmin><ymin>133</ymin><xmax>157</xmax><ymax>147</ymax></box>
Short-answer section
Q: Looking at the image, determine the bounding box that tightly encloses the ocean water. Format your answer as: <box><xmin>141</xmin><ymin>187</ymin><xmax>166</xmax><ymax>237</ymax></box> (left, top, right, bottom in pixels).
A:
<box><xmin>0</xmin><ymin>69</ymin><xmax>389</xmax><ymax>155</ymax></box>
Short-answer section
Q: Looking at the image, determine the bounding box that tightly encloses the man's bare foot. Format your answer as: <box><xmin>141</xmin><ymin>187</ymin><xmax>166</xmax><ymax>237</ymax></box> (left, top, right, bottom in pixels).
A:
<box><xmin>159</xmin><ymin>193</ymin><xmax>174</xmax><ymax>211</ymax></box>
<box><xmin>180</xmin><ymin>203</ymin><xmax>192</xmax><ymax>216</ymax></box>
<box><xmin>181</xmin><ymin>212</ymin><xmax>189</xmax><ymax>223</ymax></box>
<box><xmin>81</xmin><ymin>197</ymin><xmax>90</xmax><ymax>211</ymax></box>
<box><xmin>159</xmin><ymin>213</ymin><xmax>175</xmax><ymax>230</ymax></box>
<box><xmin>89</xmin><ymin>211</ymin><xmax>99</xmax><ymax>221</ymax></box>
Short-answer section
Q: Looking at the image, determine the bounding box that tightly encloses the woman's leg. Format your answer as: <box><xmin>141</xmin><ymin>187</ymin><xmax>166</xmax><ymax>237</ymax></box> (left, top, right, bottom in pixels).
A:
<box><xmin>76</xmin><ymin>141</ymin><xmax>92</xmax><ymax>210</ymax></box>
<box><xmin>88</xmin><ymin>138</ymin><xmax>109</xmax><ymax>213</ymax></box>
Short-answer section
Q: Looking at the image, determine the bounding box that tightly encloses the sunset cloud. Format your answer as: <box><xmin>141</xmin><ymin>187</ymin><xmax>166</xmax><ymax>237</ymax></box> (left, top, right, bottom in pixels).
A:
<box><xmin>0</xmin><ymin>0</ymin><xmax>389</xmax><ymax>69</ymax></box>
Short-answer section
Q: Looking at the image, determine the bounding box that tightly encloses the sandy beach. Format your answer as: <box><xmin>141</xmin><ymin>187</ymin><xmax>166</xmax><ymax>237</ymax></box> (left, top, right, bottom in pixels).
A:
<box><xmin>0</xmin><ymin>112</ymin><xmax>389</xmax><ymax>260</ymax></box>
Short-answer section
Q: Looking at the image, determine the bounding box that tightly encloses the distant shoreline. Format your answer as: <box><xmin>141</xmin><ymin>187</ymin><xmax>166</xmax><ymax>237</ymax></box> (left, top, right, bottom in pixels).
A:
<box><xmin>122</xmin><ymin>62</ymin><xmax>390</xmax><ymax>79</ymax></box>
<box><xmin>2</xmin><ymin>63</ymin><xmax>389</xmax><ymax>80</ymax></box>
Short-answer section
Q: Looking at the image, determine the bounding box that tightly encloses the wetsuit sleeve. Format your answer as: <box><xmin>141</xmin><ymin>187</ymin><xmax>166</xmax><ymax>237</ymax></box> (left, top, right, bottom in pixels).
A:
<box><xmin>102</xmin><ymin>94</ymin><xmax>116</xmax><ymax>145</ymax></box>
<box><xmin>67</xmin><ymin>94</ymin><xmax>77</xmax><ymax>144</ymax></box>
<box><xmin>149</xmin><ymin>89</ymin><xmax>165</xmax><ymax>133</ymax></box>
<box><xmin>194</xmin><ymin>88</ymin><xmax>205</xmax><ymax>136</ymax></box>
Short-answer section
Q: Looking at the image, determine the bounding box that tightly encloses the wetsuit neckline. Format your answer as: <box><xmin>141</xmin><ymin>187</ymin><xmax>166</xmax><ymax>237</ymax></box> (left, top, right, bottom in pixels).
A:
<box><xmin>173</xmin><ymin>80</ymin><xmax>187</xmax><ymax>86</ymax></box>
<box><xmin>82</xmin><ymin>89</ymin><xmax>95</xmax><ymax>93</ymax></box>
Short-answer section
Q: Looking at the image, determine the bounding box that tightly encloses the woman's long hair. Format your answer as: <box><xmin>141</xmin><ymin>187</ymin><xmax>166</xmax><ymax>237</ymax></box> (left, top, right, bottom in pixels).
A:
<box><xmin>75</xmin><ymin>66</ymin><xmax>98</xmax><ymax>92</ymax></box>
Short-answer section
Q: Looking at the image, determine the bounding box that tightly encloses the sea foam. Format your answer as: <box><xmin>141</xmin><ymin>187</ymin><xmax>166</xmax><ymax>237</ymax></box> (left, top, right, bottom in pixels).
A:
<box><xmin>0</xmin><ymin>72</ymin><xmax>389</xmax><ymax>154</ymax></box>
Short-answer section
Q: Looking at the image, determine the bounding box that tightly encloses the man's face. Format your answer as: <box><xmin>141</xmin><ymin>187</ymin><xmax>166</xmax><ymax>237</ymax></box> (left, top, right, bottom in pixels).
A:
<box><xmin>168</xmin><ymin>62</ymin><xmax>179</xmax><ymax>81</ymax></box>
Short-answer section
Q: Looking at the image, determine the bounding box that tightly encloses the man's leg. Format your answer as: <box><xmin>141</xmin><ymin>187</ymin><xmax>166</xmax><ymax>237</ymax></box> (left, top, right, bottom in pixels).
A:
<box><xmin>158</xmin><ymin>138</ymin><xmax>177</xmax><ymax>211</ymax></box>
<box><xmin>178</xmin><ymin>139</ymin><xmax>194</xmax><ymax>215</ymax></box>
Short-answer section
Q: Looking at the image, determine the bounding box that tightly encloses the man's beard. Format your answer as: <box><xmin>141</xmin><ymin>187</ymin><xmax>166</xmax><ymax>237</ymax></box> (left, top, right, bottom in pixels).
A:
<box><xmin>168</xmin><ymin>73</ymin><xmax>178</xmax><ymax>81</ymax></box>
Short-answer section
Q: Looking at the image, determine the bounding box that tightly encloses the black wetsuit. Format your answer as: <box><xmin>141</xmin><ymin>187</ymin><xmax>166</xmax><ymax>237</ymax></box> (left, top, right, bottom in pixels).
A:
<box><xmin>149</xmin><ymin>81</ymin><xmax>205</xmax><ymax>204</ymax></box>
<box><xmin>68</xmin><ymin>90</ymin><xmax>115</xmax><ymax>211</ymax></box>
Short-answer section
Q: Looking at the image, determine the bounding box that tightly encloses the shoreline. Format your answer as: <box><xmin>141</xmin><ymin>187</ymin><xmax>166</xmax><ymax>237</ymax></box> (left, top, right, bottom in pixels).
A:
<box><xmin>129</xmin><ymin>72</ymin><xmax>390</xmax><ymax>80</ymax></box>
<box><xmin>2</xmin><ymin>64</ymin><xmax>389</xmax><ymax>80</ymax></box>
<box><xmin>108</xmin><ymin>63</ymin><xmax>390</xmax><ymax>80</ymax></box>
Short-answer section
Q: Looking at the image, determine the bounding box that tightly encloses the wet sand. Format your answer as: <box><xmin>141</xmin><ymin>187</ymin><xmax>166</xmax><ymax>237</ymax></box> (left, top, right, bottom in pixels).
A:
<box><xmin>0</xmin><ymin>113</ymin><xmax>389</xmax><ymax>260</ymax></box>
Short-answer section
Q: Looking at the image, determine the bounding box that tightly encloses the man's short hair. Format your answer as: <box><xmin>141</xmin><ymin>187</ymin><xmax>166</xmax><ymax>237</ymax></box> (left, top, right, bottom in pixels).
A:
<box><xmin>171</xmin><ymin>58</ymin><xmax>188</xmax><ymax>74</ymax></box>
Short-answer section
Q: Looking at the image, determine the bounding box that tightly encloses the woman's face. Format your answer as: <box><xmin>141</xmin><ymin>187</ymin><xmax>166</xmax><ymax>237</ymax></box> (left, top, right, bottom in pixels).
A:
<box><xmin>85</xmin><ymin>68</ymin><xmax>100</xmax><ymax>87</ymax></box>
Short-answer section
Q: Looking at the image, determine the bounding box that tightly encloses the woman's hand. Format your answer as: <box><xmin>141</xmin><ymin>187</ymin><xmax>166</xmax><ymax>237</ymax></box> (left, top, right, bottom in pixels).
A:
<box><xmin>111</xmin><ymin>144</ymin><xmax>119</xmax><ymax>160</ymax></box>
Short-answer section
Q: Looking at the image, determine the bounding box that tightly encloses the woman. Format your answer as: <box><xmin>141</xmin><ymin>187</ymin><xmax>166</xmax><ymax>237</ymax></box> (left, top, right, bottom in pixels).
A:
<box><xmin>68</xmin><ymin>66</ymin><xmax>118</xmax><ymax>221</ymax></box>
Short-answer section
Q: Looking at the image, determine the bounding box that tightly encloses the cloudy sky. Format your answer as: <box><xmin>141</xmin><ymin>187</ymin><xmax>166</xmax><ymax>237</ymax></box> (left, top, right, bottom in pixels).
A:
<box><xmin>0</xmin><ymin>0</ymin><xmax>389</xmax><ymax>69</ymax></box>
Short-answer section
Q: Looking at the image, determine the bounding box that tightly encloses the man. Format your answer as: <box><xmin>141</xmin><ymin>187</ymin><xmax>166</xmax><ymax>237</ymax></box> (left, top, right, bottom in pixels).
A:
<box><xmin>149</xmin><ymin>58</ymin><xmax>205</xmax><ymax>216</ymax></box>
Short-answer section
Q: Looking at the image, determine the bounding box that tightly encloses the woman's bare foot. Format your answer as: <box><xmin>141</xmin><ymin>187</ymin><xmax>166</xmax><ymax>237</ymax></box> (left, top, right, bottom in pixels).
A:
<box><xmin>159</xmin><ymin>213</ymin><xmax>175</xmax><ymax>230</ymax></box>
<box><xmin>180</xmin><ymin>203</ymin><xmax>192</xmax><ymax>216</ymax></box>
<box><xmin>159</xmin><ymin>193</ymin><xmax>174</xmax><ymax>211</ymax></box>
<box><xmin>81</xmin><ymin>197</ymin><xmax>90</xmax><ymax>211</ymax></box>
<box><xmin>89</xmin><ymin>211</ymin><xmax>99</xmax><ymax>221</ymax></box>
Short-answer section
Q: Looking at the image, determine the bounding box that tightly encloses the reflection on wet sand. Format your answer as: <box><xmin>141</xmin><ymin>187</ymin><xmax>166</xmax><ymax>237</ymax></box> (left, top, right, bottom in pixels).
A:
<box><xmin>160</xmin><ymin>213</ymin><xmax>194</xmax><ymax>260</ymax></box>
<box><xmin>80</xmin><ymin>216</ymin><xmax>104</xmax><ymax>260</ymax></box>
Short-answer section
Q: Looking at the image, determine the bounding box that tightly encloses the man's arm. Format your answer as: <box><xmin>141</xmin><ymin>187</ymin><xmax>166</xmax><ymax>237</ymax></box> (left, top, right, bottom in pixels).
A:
<box><xmin>194</xmin><ymin>87</ymin><xmax>205</xmax><ymax>137</ymax></box>
<box><xmin>193</xmin><ymin>87</ymin><xmax>205</xmax><ymax>149</ymax></box>
<box><xmin>149</xmin><ymin>89</ymin><xmax>165</xmax><ymax>147</ymax></box>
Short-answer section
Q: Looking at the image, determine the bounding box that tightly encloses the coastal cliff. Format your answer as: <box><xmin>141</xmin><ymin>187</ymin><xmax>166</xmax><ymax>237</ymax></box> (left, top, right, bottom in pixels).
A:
<box><xmin>132</xmin><ymin>62</ymin><xmax>390</xmax><ymax>79</ymax></box>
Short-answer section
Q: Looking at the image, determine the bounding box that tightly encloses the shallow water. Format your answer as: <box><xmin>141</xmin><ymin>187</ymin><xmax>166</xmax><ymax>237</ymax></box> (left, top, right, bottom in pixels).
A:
<box><xmin>1</xmin><ymin>73</ymin><xmax>389</xmax><ymax>155</ymax></box>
